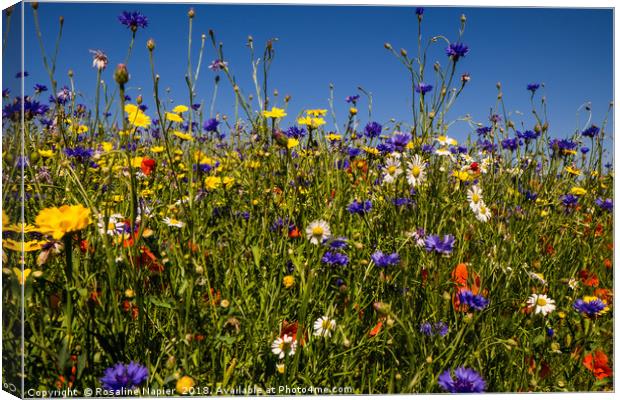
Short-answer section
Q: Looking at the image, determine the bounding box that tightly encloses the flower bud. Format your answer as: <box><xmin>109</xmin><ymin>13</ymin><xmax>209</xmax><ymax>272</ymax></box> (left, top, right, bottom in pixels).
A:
<box><xmin>68</xmin><ymin>69</ymin><xmax>73</xmax><ymax>78</ymax></box>
<box><xmin>188</xmin><ymin>8</ymin><xmax>195</xmax><ymax>18</ymax></box>
<box><xmin>400</xmin><ymin>48</ymin><xmax>407</xmax><ymax>57</ymax></box>
<box><xmin>496</xmin><ymin>82</ymin><xmax>502</xmax><ymax>90</ymax></box>
<box><xmin>31</xmin><ymin>2</ymin><xmax>39</xmax><ymax>10</ymax></box>
<box><xmin>6</xmin><ymin>6</ymin><xmax>14</xmax><ymax>16</ymax></box>
<box><xmin>434</xmin><ymin>61</ymin><xmax>441</xmax><ymax>72</ymax></box>
<box><xmin>147</xmin><ymin>38</ymin><xmax>155</xmax><ymax>51</ymax></box>
<box><xmin>460</xmin><ymin>13</ymin><xmax>467</xmax><ymax>23</ymax></box>
<box><xmin>384</xmin><ymin>42</ymin><xmax>392</xmax><ymax>50</ymax></box>
<box><xmin>114</xmin><ymin>64</ymin><xmax>129</xmax><ymax>85</ymax></box>
<box><xmin>136</xmin><ymin>95</ymin><xmax>143</xmax><ymax>105</ymax></box>
<box><xmin>284</xmin><ymin>95</ymin><xmax>291</xmax><ymax>103</ymax></box>
<box><xmin>59</xmin><ymin>16</ymin><xmax>64</xmax><ymax>25</ymax></box>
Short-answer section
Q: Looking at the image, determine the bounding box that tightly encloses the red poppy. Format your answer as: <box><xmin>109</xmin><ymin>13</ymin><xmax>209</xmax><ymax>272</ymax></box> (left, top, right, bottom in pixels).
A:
<box><xmin>288</xmin><ymin>226</ymin><xmax>301</xmax><ymax>239</ymax></box>
<box><xmin>369</xmin><ymin>320</ymin><xmax>383</xmax><ymax>337</ymax></box>
<box><xmin>140</xmin><ymin>157</ymin><xmax>156</xmax><ymax>176</ymax></box>
<box><xmin>452</xmin><ymin>263</ymin><xmax>468</xmax><ymax>287</ymax></box>
<box><xmin>594</xmin><ymin>288</ymin><xmax>613</xmax><ymax>304</ymax></box>
<box><xmin>583</xmin><ymin>350</ymin><xmax>612</xmax><ymax>380</ymax></box>
<box><xmin>579</xmin><ymin>270</ymin><xmax>599</xmax><ymax>287</ymax></box>
<box><xmin>280</xmin><ymin>320</ymin><xmax>307</xmax><ymax>346</ymax></box>
<box><xmin>604</xmin><ymin>258</ymin><xmax>612</xmax><ymax>269</ymax></box>
<box><xmin>138</xmin><ymin>246</ymin><xmax>164</xmax><ymax>273</ymax></box>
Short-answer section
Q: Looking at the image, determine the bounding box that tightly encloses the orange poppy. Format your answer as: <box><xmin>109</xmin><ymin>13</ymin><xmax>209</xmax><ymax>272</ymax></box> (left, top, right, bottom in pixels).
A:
<box><xmin>583</xmin><ymin>350</ymin><xmax>612</xmax><ymax>380</ymax></box>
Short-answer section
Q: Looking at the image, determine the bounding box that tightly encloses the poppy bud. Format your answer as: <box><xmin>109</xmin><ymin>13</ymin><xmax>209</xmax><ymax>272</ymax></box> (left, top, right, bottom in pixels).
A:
<box><xmin>114</xmin><ymin>64</ymin><xmax>129</xmax><ymax>85</ymax></box>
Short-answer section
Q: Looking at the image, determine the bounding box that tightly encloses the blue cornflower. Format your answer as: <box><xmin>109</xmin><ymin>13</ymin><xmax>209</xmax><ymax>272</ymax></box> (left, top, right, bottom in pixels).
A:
<box><xmin>33</xmin><ymin>84</ymin><xmax>48</xmax><ymax>94</ymax></box>
<box><xmin>415</xmin><ymin>7</ymin><xmax>424</xmax><ymax>15</ymax></box>
<box><xmin>325</xmin><ymin>237</ymin><xmax>348</xmax><ymax>249</ymax></box>
<box><xmin>595</xmin><ymin>198</ymin><xmax>613</xmax><ymax>212</ymax></box>
<box><xmin>446</xmin><ymin>42</ymin><xmax>470</xmax><ymax>61</ymax></box>
<box><xmin>424</xmin><ymin>234</ymin><xmax>455</xmax><ymax>255</ymax></box>
<box><xmin>560</xmin><ymin>194</ymin><xmax>579</xmax><ymax>208</ymax></box>
<box><xmin>415</xmin><ymin>82</ymin><xmax>433</xmax><ymax>95</ymax></box>
<box><xmin>285</xmin><ymin>126</ymin><xmax>306</xmax><ymax>138</ymax></box>
<box><xmin>457</xmin><ymin>290</ymin><xmax>489</xmax><ymax>311</ymax></box>
<box><xmin>118</xmin><ymin>11</ymin><xmax>148</xmax><ymax>31</ymax></box>
<box><xmin>203</xmin><ymin>118</ymin><xmax>219</xmax><ymax>132</ymax></box>
<box><xmin>392</xmin><ymin>197</ymin><xmax>414</xmax><ymax>208</ymax></box>
<box><xmin>434</xmin><ymin>321</ymin><xmax>449</xmax><ymax>337</ymax></box>
<box><xmin>364</xmin><ymin>121</ymin><xmax>382</xmax><ymax>138</ymax></box>
<box><xmin>581</xmin><ymin>125</ymin><xmax>600</xmax><ymax>138</ymax></box>
<box><xmin>345</xmin><ymin>95</ymin><xmax>360</xmax><ymax>103</ymax></box>
<box><xmin>490</xmin><ymin>114</ymin><xmax>502</xmax><ymax>123</ymax></box>
<box><xmin>321</xmin><ymin>252</ymin><xmax>349</xmax><ymax>267</ymax></box>
<box><xmin>527</xmin><ymin>83</ymin><xmax>540</xmax><ymax>93</ymax></box>
<box><xmin>549</xmin><ymin>138</ymin><xmax>578</xmax><ymax>156</ymax></box>
<box><xmin>419</xmin><ymin>322</ymin><xmax>433</xmax><ymax>336</ymax></box>
<box><xmin>517</xmin><ymin>130</ymin><xmax>540</xmax><ymax>143</ymax></box>
<box><xmin>347</xmin><ymin>147</ymin><xmax>362</xmax><ymax>158</ymax></box>
<box><xmin>477</xmin><ymin>139</ymin><xmax>496</xmax><ymax>153</ymax></box>
<box><xmin>386</xmin><ymin>132</ymin><xmax>412</xmax><ymax>152</ymax></box>
<box><xmin>270</xmin><ymin>217</ymin><xmax>293</xmax><ymax>232</ymax></box>
<box><xmin>2</xmin><ymin>88</ymin><xmax>9</xmax><ymax>98</ymax></box>
<box><xmin>421</xmin><ymin>144</ymin><xmax>434</xmax><ymax>153</ymax></box>
<box><xmin>573</xmin><ymin>297</ymin><xmax>608</xmax><ymax>318</ymax></box>
<box><xmin>377</xmin><ymin>142</ymin><xmax>395</xmax><ymax>154</ymax></box>
<box><xmin>524</xmin><ymin>190</ymin><xmax>538</xmax><ymax>202</ymax></box>
<box><xmin>64</xmin><ymin>146</ymin><xmax>94</xmax><ymax>161</ymax></box>
<box><xmin>347</xmin><ymin>199</ymin><xmax>372</xmax><ymax>215</ymax></box>
<box><xmin>438</xmin><ymin>367</ymin><xmax>486</xmax><ymax>393</ymax></box>
<box><xmin>100</xmin><ymin>361</ymin><xmax>148</xmax><ymax>391</ymax></box>
<box><xmin>371</xmin><ymin>250</ymin><xmax>400</xmax><ymax>268</ymax></box>
<box><xmin>476</xmin><ymin>126</ymin><xmax>491</xmax><ymax>136</ymax></box>
<box><xmin>501</xmin><ymin>137</ymin><xmax>521</xmax><ymax>151</ymax></box>
<box><xmin>580</xmin><ymin>146</ymin><xmax>590</xmax><ymax>154</ymax></box>
<box><xmin>15</xmin><ymin>71</ymin><xmax>28</xmax><ymax>78</ymax></box>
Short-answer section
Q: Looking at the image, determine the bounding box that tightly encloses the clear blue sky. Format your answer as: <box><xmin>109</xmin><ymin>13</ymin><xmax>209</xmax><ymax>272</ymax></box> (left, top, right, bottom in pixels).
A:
<box><xmin>3</xmin><ymin>4</ymin><xmax>614</xmax><ymax>145</ymax></box>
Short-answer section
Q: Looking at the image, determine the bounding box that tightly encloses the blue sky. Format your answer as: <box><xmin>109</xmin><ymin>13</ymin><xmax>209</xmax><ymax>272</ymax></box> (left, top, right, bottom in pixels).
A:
<box><xmin>2</xmin><ymin>4</ymin><xmax>614</xmax><ymax>146</ymax></box>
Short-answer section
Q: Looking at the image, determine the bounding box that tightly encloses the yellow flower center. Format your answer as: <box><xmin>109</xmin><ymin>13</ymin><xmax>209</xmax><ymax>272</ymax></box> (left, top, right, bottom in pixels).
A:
<box><xmin>472</xmin><ymin>194</ymin><xmax>480</xmax><ymax>203</ymax></box>
<box><xmin>411</xmin><ymin>166</ymin><xmax>421</xmax><ymax>178</ymax></box>
<box><xmin>321</xmin><ymin>320</ymin><xmax>331</xmax><ymax>329</ymax></box>
<box><xmin>312</xmin><ymin>226</ymin><xmax>324</xmax><ymax>236</ymax></box>
<box><xmin>536</xmin><ymin>297</ymin><xmax>547</xmax><ymax>307</ymax></box>
<box><xmin>388</xmin><ymin>166</ymin><xmax>397</xmax><ymax>174</ymax></box>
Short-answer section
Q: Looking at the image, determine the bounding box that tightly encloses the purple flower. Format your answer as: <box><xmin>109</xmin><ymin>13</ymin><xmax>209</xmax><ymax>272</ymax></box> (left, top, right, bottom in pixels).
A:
<box><xmin>419</xmin><ymin>322</ymin><xmax>433</xmax><ymax>335</ymax></box>
<box><xmin>100</xmin><ymin>361</ymin><xmax>148</xmax><ymax>391</ymax></box>
<box><xmin>434</xmin><ymin>321</ymin><xmax>449</xmax><ymax>337</ymax></box>
<box><xmin>64</xmin><ymin>146</ymin><xmax>94</xmax><ymax>161</ymax></box>
<box><xmin>476</xmin><ymin>126</ymin><xmax>491</xmax><ymax>136</ymax></box>
<box><xmin>392</xmin><ymin>197</ymin><xmax>414</xmax><ymax>208</ymax></box>
<box><xmin>371</xmin><ymin>250</ymin><xmax>400</xmax><ymax>268</ymax></box>
<box><xmin>457</xmin><ymin>290</ymin><xmax>489</xmax><ymax>311</ymax></box>
<box><xmin>33</xmin><ymin>84</ymin><xmax>48</xmax><ymax>93</ymax></box>
<box><xmin>118</xmin><ymin>11</ymin><xmax>148</xmax><ymax>32</ymax></box>
<box><xmin>208</xmin><ymin>59</ymin><xmax>228</xmax><ymax>71</ymax></box>
<box><xmin>415</xmin><ymin>7</ymin><xmax>424</xmax><ymax>15</ymax></box>
<box><xmin>347</xmin><ymin>147</ymin><xmax>362</xmax><ymax>158</ymax></box>
<box><xmin>446</xmin><ymin>42</ymin><xmax>470</xmax><ymax>61</ymax></box>
<box><xmin>325</xmin><ymin>237</ymin><xmax>348</xmax><ymax>249</ymax></box>
<box><xmin>477</xmin><ymin>139</ymin><xmax>496</xmax><ymax>153</ymax></box>
<box><xmin>573</xmin><ymin>298</ymin><xmax>607</xmax><ymax>318</ymax></box>
<box><xmin>549</xmin><ymin>138</ymin><xmax>578</xmax><ymax>156</ymax></box>
<box><xmin>321</xmin><ymin>252</ymin><xmax>349</xmax><ymax>267</ymax></box>
<box><xmin>285</xmin><ymin>126</ymin><xmax>306</xmax><ymax>139</ymax></box>
<box><xmin>580</xmin><ymin>146</ymin><xmax>590</xmax><ymax>154</ymax></box>
<box><xmin>386</xmin><ymin>132</ymin><xmax>412</xmax><ymax>153</ymax></box>
<box><xmin>560</xmin><ymin>194</ymin><xmax>578</xmax><ymax>208</ymax></box>
<box><xmin>415</xmin><ymin>82</ymin><xmax>433</xmax><ymax>95</ymax></box>
<box><xmin>424</xmin><ymin>234</ymin><xmax>455</xmax><ymax>255</ymax></box>
<box><xmin>595</xmin><ymin>198</ymin><xmax>613</xmax><ymax>212</ymax></box>
<box><xmin>501</xmin><ymin>137</ymin><xmax>521</xmax><ymax>151</ymax></box>
<box><xmin>517</xmin><ymin>130</ymin><xmax>539</xmax><ymax>143</ymax></box>
<box><xmin>364</xmin><ymin>122</ymin><xmax>382</xmax><ymax>138</ymax></box>
<box><xmin>438</xmin><ymin>367</ymin><xmax>486</xmax><ymax>393</ymax></box>
<box><xmin>15</xmin><ymin>71</ymin><xmax>29</xmax><ymax>78</ymax></box>
<box><xmin>203</xmin><ymin>118</ymin><xmax>219</xmax><ymax>132</ymax></box>
<box><xmin>345</xmin><ymin>95</ymin><xmax>360</xmax><ymax>103</ymax></box>
<box><xmin>347</xmin><ymin>199</ymin><xmax>372</xmax><ymax>215</ymax></box>
<box><xmin>2</xmin><ymin>89</ymin><xmax>9</xmax><ymax>98</ymax></box>
<box><xmin>527</xmin><ymin>83</ymin><xmax>540</xmax><ymax>93</ymax></box>
<box><xmin>581</xmin><ymin>125</ymin><xmax>600</xmax><ymax>138</ymax></box>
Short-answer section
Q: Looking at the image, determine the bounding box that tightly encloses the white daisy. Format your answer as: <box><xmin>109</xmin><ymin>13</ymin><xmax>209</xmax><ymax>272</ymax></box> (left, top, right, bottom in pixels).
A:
<box><xmin>163</xmin><ymin>217</ymin><xmax>185</xmax><ymax>228</ymax></box>
<box><xmin>474</xmin><ymin>202</ymin><xmax>492</xmax><ymax>222</ymax></box>
<box><xmin>271</xmin><ymin>334</ymin><xmax>297</xmax><ymax>359</ymax></box>
<box><xmin>406</xmin><ymin>155</ymin><xmax>426</xmax><ymax>187</ymax></box>
<box><xmin>434</xmin><ymin>147</ymin><xmax>452</xmax><ymax>157</ymax></box>
<box><xmin>97</xmin><ymin>213</ymin><xmax>126</xmax><ymax>236</ymax></box>
<box><xmin>382</xmin><ymin>157</ymin><xmax>402</xmax><ymax>184</ymax></box>
<box><xmin>527</xmin><ymin>294</ymin><xmax>556</xmax><ymax>316</ymax></box>
<box><xmin>435</xmin><ymin>135</ymin><xmax>458</xmax><ymax>147</ymax></box>
<box><xmin>568</xmin><ymin>278</ymin><xmax>579</xmax><ymax>290</ymax></box>
<box><xmin>529</xmin><ymin>272</ymin><xmax>547</xmax><ymax>286</ymax></box>
<box><xmin>313</xmin><ymin>316</ymin><xmax>337</xmax><ymax>338</ymax></box>
<box><xmin>467</xmin><ymin>185</ymin><xmax>484</xmax><ymax>212</ymax></box>
<box><xmin>305</xmin><ymin>220</ymin><xmax>331</xmax><ymax>245</ymax></box>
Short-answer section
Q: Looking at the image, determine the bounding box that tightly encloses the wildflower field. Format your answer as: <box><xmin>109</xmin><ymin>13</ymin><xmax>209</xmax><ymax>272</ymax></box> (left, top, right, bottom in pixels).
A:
<box><xmin>1</xmin><ymin>3</ymin><xmax>614</xmax><ymax>396</ymax></box>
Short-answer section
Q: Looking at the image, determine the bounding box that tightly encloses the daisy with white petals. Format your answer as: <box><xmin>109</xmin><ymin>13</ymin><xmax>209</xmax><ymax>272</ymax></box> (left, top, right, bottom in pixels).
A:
<box><xmin>306</xmin><ymin>220</ymin><xmax>331</xmax><ymax>245</ymax></box>
<box><xmin>382</xmin><ymin>157</ymin><xmax>403</xmax><ymax>184</ymax></box>
<box><xmin>527</xmin><ymin>294</ymin><xmax>556</xmax><ymax>316</ymax></box>
<box><xmin>313</xmin><ymin>316</ymin><xmax>337</xmax><ymax>338</ymax></box>
<box><xmin>271</xmin><ymin>334</ymin><xmax>297</xmax><ymax>359</ymax></box>
<box><xmin>406</xmin><ymin>155</ymin><xmax>426</xmax><ymax>187</ymax></box>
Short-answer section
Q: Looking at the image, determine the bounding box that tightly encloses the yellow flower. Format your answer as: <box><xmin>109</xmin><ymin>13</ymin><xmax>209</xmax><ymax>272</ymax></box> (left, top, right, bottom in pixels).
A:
<box><xmin>3</xmin><ymin>239</ymin><xmax>46</xmax><ymax>252</ymax></box>
<box><xmin>262</xmin><ymin>107</ymin><xmax>287</xmax><ymax>119</ymax></box>
<box><xmin>326</xmin><ymin>134</ymin><xmax>342</xmax><ymax>141</ymax></box>
<box><xmin>176</xmin><ymin>376</ymin><xmax>195</xmax><ymax>395</ymax></box>
<box><xmin>172</xmin><ymin>105</ymin><xmax>189</xmax><ymax>114</ymax></box>
<box><xmin>173</xmin><ymin>131</ymin><xmax>193</xmax><ymax>141</ymax></box>
<box><xmin>222</xmin><ymin>176</ymin><xmax>235</xmax><ymax>189</ymax></box>
<box><xmin>205</xmin><ymin>176</ymin><xmax>222</xmax><ymax>190</ymax></box>
<box><xmin>570</xmin><ymin>186</ymin><xmax>587</xmax><ymax>196</ymax></box>
<box><xmin>565</xmin><ymin>166</ymin><xmax>581</xmax><ymax>176</ymax></box>
<box><xmin>282</xmin><ymin>275</ymin><xmax>295</xmax><ymax>288</ymax></box>
<box><xmin>38</xmin><ymin>149</ymin><xmax>54</xmax><ymax>158</ymax></box>
<box><xmin>165</xmin><ymin>112</ymin><xmax>184</xmax><ymax>123</ymax></box>
<box><xmin>297</xmin><ymin>116</ymin><xmax>325</xmax><ymax>129</ymax></box>
<box><xmin>287</xmin><ymin>138</ymin><xmax>299</xmax><ymax>149</ymax></box>
<box><xmin>151</xmin><ymin>146</ymin><xmax>165</xmax><ymax>153</ymax></box>
<box><xmin>363</xmin><ymin>146</ymin><xmax>380</xmax><ymax>156</ymax></box>
<box><xmin>130</xmin><ymin>156</ymin><xmax>144</xmax><ymax>168</ymax></box>
<box><xmin>35</xmin><ymin>205</ymin><xmax>91</xmax><ymax>240</ymax></box>
<box><xmin>13</xmin><ymin>268</ymin><xmax>31</xmax><ymax>285</ymax></box>
<box><xmin>452</xmin><ymin>170</ymin><xmax>472</xmax><ymax>182</ymax></box>
<box><xmin>349</xmin><ymin>107</ymin><xmax>358</xmax><ymax>115</ymax></box>
<box><xmin>125</xmin><ymin>104</ymin><xmax>151</xmax><ymax>128</ymax></box>
<box><xmin>2</xmin><ymin>210</ymin><xmax>8</xmax><ymax>230</ymax></box>
<box><xmin>101</xmin><ymin>142</ymin><xmax>114</xmax><ymax>152</ymax></box>
<box><xmin>306</xmin><ymin>109</ymin><xmax>327</xmax><ymax>117</ymax></box>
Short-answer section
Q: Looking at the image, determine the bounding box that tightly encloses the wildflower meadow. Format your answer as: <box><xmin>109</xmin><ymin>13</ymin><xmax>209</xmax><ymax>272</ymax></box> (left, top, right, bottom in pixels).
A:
<box><xmin>1</xmin><ymin>3</ymin><xmax>614</xmax><ymax>397</ymax></box>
